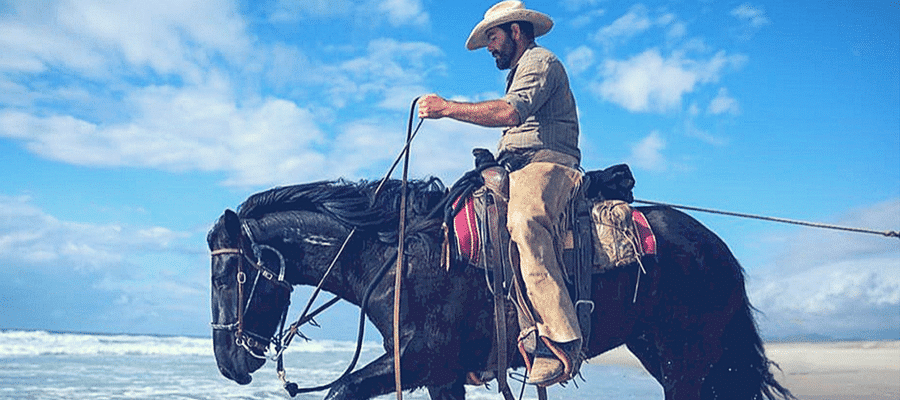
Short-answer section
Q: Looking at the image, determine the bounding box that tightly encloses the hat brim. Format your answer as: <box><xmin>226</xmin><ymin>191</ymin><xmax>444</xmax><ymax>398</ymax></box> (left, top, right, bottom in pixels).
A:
<box><xmin>465</xmin><ymin>10</ymin><xmax>553</xmax><ymax>50</ymax></box>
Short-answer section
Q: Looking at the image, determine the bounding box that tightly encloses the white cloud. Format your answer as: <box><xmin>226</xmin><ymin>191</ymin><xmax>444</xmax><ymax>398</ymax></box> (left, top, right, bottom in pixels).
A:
<box><xmin>257</xmin><ymin>38</ymin><xmax>445</xmax><ymax>111</ymax></box>
<box><xmin>1</xmin><ymin>23</ymin><xmax>448</xmax><ymax>188</ymax></box>
<box><xmin>730</xmin><ymin>3</ymin><xmax>770</xmax><ymax>39</ymax></box>
<box><xmin>337</xmin><ymin>39</ymin><xmax>443</xmax><ymax>98</ymax></box>
<box><xmin>731</xmin><ymin>3</ymin><xmax>771</xmax><ymax>28</ymax></box>
<box><xmin>268</xmin><ymin>0</ymin><xmax>429</xmax><ymax>27</ymax></box>
<box><xmin>259</xmin><ymin>38</ymin><xmax>444</xmax><ymax>109</ymax></box>
<box><xmin>269</xmin><ymin>0</ymin><xmax>354</xmax><ymax>21</ymax></box>
<box><xmin>628</xmin><ymin>131</ymin><xmax>667</xmax><ymax>172</ymax></box>
<box><xmin>594</xmin><ymin>4</ymin><xmax>653</xmax><ymax>45</ymax></box>
<box><xmin>0</xmin><ymin>195</ymin><xmax>189</xmax><ymax>272</ymax></box>
<box><xmin>561</xmin><ymin>0</ymin><xmax>602</xmax><ymax>12</ymax></box>
<box><xmin>593</xmin><ymin>5</ymin><xmax>686</xmax><ymax>48</ymax></box>
<box><xmin>586</xmin><ymin>6</ymin><xmax>751</xmax><ymax>116</ymax></box>
<box><xmin>749</xmin><ymin>199</ymin><xmax>900</xmax><ymax>340</ymax></box>
<box><xmin>328</xmin><ymin>115</ymin><xmax>498</xmax><ymax>184</ymax></box>
<box><xmin>593</xmin><ymin>49</ymin><xmax>747</xmax><ymax>113</ymax></box>
<box><xmin>707</xmin><ymin>87</ymin><xmax>740</xmax><ymax>115</ymax></box>
<box><xmin>0</xmin><ymin>18</ymin><xmax>105</xmax><ymax>75</ymax></box>
<box><xmin>684</xmin><ymin>118</ymin><xmax>729</xmax><ymax>147</ymax></box>
<box><xmin>566</xmin><ymin>45</ymin><xmax>596</xmax><ymax>76</ymax></box>
<box><xmin>0</xmin><ymin>0</ymin><xmax>449</xmax><ymax>189</ymax></box>
<box><xmin>569</xmin><ymin>9</ymin><xmax>607</xmax><ymax>29</ymax></box>
<box><xmin>666</xmin><ymin>21</ymin><xmax>687</xmax><ymax>42</ymax></box>
<box><xmin>0</xmin><ymin>0</ymin><xmax>250</xmax><ymax>81</ymax></box>
<box><xmin>407</xmin><ymin>119</ymin><xmax>500</xmax><ymax>182</ymax></box>
<box><xmin>378</xmin><ymin>86</ymin><xmax>430</xmax><ymax>112</ymax></box>
<box><xmin>0</xmin><ymin>194</ymin><xmax>206</xmax><ymax>334</ymax></box>
<box><xmin>0</xmin><ymin>76</ymin><xmax>328</xmax><ymax>187</ymax></box>
<box><xmin>379</xmin><ymin>0</ymin><xmax>430</xmax><ymax>27</ymax></box>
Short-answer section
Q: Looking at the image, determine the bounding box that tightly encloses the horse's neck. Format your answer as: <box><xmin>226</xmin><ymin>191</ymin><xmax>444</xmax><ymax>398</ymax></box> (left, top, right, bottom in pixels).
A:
<box><xmin>267</xmin><ymin>213</ymin><xmax>384</xmax><ymax>306</ymax></box>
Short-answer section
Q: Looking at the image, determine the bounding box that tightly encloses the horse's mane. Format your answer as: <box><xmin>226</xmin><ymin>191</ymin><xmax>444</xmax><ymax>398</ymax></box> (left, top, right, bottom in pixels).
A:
<box><xmin>237</xmin><ymin>178</ymin><xmax>448</xmax><ymax>233</ymax></box>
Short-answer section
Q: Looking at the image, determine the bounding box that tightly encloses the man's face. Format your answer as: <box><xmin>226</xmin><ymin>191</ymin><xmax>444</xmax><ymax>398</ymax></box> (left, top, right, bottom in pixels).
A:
<box><xmin>487</xmin><ymin>26</ymin><xmax>516</xmax><ymax>70</ymax></box>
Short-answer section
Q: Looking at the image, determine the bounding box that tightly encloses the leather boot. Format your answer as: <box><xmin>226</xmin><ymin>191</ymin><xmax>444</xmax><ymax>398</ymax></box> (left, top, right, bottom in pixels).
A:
<box><xmin>527</xmin><ymin>337</ymin><xmax>582</xmax><ymax>387</ymax></box>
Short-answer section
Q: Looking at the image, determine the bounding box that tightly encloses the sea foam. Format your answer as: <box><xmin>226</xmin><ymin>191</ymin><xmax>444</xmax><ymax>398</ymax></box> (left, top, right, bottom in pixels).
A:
<box><xmin>0</xmin><ymin>330</ymin><xmax>379</xmax><ymax>358</ymax></box>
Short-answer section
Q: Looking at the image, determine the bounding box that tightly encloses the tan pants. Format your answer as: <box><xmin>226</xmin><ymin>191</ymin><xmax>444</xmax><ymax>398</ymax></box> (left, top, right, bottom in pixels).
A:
<box><xmin>508</xmin><ymin>158</ymin><xmax>582</xmax><ymax>344</ymax></box>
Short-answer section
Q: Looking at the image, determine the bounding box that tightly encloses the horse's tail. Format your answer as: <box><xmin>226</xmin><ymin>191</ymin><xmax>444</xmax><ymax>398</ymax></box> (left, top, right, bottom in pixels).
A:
<box><xmin>705</xmin><ymin>267</ymin><xmax>796</xmax><ymax>400</ymax></box>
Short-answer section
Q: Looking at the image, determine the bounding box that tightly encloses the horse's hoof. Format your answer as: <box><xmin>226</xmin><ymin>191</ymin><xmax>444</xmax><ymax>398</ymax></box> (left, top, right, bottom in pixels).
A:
<box><xmin>466</xmin><ymin>371</ymin><xmax>496</xmax><ymax>385</ymax></box>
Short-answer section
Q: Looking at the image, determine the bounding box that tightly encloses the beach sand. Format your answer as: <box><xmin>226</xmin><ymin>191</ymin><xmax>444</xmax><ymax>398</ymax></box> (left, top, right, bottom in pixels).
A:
<box><xmin>588</xmin><ymin>341</ymin><xmax>900</xmax><ymax>400</ymax></box>
<box><xmin>766</xmin><ymin>341</ymin><xmax>900</xmax><ymax>400</ymax></box>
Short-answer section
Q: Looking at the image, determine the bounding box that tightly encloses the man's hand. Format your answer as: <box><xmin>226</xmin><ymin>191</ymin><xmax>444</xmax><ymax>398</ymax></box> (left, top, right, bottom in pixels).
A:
<box><xmin>417</xmin><ymin>94</ymin><xmax>448</xmax><ymax>119</ymax></box>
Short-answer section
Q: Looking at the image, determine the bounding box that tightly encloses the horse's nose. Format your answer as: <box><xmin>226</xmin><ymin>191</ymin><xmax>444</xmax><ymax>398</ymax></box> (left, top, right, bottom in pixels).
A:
<box><xmin>219</xmin><ymin>363</ymin><xmax>253</xmax><ymax>385</ymax></box>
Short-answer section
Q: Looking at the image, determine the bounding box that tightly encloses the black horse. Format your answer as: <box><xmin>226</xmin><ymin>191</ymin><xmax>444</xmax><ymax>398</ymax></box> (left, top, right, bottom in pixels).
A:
<box><xmin>208</xmin><ymin>178</ymin><xmax>794</xmax><ymax>400</ymax></box>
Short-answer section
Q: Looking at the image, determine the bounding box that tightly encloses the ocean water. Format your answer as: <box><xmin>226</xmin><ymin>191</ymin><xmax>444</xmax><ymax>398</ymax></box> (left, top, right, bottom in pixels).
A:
<box><xmin>0</xmin><ymin>330</ymin><xmax>661</xmax><ymax>399</ymax></box>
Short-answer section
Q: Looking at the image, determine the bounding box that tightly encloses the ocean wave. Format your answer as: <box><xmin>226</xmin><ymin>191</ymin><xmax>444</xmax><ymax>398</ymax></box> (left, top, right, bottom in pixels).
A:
<box><xmin>0</xmin><ymin>330</ymin><xmax>380</xmax><ymax>358</ymax></box>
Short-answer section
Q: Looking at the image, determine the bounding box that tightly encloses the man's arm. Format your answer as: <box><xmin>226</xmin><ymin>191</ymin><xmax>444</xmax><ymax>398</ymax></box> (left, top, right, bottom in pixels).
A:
<box><xmin>418</xmin><ymin>94</ymin><xmax>519</xmax><ymax>127</ymax></box>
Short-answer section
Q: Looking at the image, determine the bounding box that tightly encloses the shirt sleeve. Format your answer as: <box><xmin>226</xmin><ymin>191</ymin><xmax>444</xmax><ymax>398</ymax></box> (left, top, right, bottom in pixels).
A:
<box><xmin>503</xmin><ymin>54</ymin><xmax>557</xmax><ymax>124</ymax></box>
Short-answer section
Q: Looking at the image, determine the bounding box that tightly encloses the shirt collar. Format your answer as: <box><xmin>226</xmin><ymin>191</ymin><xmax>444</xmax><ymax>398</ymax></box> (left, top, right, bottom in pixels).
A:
<box><xmin>506</xmin><ymin>43</ymin><xmax>538</xmax><ymax>91</ymax></box>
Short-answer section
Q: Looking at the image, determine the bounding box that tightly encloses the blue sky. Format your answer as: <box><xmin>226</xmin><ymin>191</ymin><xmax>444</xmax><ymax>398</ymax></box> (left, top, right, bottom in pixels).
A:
<box><xmin>0</xmin><ymin>0</ymin><xmax>897</xmax><ymax>341</ymax></box>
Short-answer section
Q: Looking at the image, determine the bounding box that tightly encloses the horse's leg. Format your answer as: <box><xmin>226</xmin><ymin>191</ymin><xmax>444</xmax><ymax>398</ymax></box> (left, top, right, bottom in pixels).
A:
<box><xmin>626</xmin><ymin>331</ymin><xmax>712</xmax><ymax>400</ymax></box>
<box><xmin>667</xmin><ymin>381</ymin><xmax>703</xmax><ymax>400</ymax></box>
<box><xmin>626</xmin><ymin>333</ymin><xmax>688</xmax><ymax>399</ymax></box>
<box><xmin>625</xmin><ymin>334</ymin><xmax>665</xmax><ymax>386</ymax></box>
<box><xmin>322</xmin><ymin>352</ymin><xmax>437</xmax><ymax>400</ymax></box>
<box><xmin>661</xmin><ymin>342</ymin><xmax>712</xmax><ymax>400</ymax></box>
<box><xmin>324</xmin><ymin>347</ymin><xmax>465</xmax><ymax>400</ymax></box>
<box><xmin>324</xmin><ymin>353</ymin><xmax>396</xmax><ymax>400</ymax></box>
<box><xmin>426</xmin><ymin>375</ymin><xmax>466</xmax><ymax>400</ymax></box>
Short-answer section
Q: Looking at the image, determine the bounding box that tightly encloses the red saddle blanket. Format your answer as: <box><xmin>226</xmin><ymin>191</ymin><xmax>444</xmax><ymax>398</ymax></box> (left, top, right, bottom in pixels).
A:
<box><xmin>450</xmin><ymin>195</ymin><xmax>656</xmax><ymax>269</ymax></box>
<box><xmin>632</xmin><ymin>209</ymin><xmax>657</xmax><ymax>255</ymax></box>
<box><xmin>451</xmin><ymin>196</ymin><xmax>481</xmax><ymax>265</ymax></box>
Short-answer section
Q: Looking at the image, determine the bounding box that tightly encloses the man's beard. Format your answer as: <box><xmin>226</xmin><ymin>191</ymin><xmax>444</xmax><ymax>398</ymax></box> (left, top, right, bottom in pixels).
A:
<box><xmin>492</xmin><ymin>39</ymin><xmax>517</xmax><ymax>70</ymax></box>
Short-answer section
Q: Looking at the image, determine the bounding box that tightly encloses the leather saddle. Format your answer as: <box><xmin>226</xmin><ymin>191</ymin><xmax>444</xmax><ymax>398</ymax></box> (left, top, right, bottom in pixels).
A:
<box><xmin>440</xmin><ymin>149</ymin><xmax>656</xmax><ymax>353</ymax></box>
<box><xmin>442</xmin><ymin>150</ymin><xmax>655</xmax><ymax>273</ymax></box>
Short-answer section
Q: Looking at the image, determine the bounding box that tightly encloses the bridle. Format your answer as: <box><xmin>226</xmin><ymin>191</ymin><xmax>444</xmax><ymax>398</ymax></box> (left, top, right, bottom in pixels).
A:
<box><xmin>210</xmin><ymin>218</ymin><xmax>399</xmax><ymax>397</ymax></box>
<box><xmin>210</xmin><ymin>222</ymin><xmax>293</xmax><ymax>360</ymax></box>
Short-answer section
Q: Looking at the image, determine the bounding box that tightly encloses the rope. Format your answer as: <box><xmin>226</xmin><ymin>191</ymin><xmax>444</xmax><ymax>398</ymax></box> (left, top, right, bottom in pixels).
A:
<box><xmin>634</xmin><ymin>199</ymin><xmax>900</xmax><ymax>239</ymax></box>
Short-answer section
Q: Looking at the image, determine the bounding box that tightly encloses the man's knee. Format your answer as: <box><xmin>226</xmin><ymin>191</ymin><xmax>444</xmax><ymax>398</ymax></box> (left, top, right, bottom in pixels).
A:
<box><xmin>507</xmin><ymin>208</ymin><xmax>547</xmax><ymax>242</ymax></box>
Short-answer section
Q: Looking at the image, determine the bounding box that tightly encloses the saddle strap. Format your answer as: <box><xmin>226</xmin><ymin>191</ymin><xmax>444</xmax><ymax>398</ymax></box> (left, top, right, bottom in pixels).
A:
<box><xmin>572</xmin><ymin>186</ymin><xmax>594</xmax><ymax>351</ymax></box>
<box><xmin>484</xmin><ymin>192</ymin><xmax>513</xmax><ymax>397</ymax></box>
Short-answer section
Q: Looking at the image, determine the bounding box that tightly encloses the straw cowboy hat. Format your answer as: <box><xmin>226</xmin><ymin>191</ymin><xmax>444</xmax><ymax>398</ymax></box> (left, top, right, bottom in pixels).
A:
<box><xmin>465</xmin><ymin>1</ymin><xmax>553</xmax><ymax>50</ymax></box>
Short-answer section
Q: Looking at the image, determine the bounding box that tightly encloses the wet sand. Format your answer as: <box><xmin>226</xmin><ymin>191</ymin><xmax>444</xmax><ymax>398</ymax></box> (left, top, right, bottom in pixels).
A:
<box><xmin>588</xmin><ymin>341</ymin><xmax>900</xmax><ymax>400</ymax></box>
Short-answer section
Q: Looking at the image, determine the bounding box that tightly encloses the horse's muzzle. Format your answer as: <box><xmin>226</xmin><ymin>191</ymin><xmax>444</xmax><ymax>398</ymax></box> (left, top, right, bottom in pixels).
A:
<box><xmin>213</xmin><ymin>330</ymin><xmax>265</xmax><ymax>385</ymax></box>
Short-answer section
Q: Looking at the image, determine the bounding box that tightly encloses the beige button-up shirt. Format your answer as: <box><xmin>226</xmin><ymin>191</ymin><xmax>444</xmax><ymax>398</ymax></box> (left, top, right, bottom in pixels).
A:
<box><xmin>500</xmin><ymin>43</ymin><xmax>580</xmax><ymax>162</ymax></box>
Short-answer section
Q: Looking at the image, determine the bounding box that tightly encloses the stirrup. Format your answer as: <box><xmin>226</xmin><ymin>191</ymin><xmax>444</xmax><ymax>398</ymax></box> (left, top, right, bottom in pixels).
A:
<box><xmin>526</xmin><ymin>337</ymin><xmax>582</xmax><ymax>387</ymax></box>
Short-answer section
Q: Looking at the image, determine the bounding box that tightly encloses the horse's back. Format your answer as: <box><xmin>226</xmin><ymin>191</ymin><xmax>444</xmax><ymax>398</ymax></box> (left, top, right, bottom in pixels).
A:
<box><xmin>639</xmin><ymin>205</ymin><xmax>745</xmax><ymax>280</ymax></box>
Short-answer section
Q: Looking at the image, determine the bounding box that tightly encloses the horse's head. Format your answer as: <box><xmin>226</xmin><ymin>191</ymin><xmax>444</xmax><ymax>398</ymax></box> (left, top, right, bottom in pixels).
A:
<box><xmin>207</xmin><ymin>209</ymin><xmax>292</xmax><ymax>385</ymax></box>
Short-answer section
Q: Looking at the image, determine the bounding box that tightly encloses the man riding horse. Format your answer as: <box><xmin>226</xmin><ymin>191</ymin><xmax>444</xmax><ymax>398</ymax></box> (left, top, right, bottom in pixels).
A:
<box><xmin>418</xmin><ymin>1</ymin><xmax>583</xmax><ymax>387</ymax></box>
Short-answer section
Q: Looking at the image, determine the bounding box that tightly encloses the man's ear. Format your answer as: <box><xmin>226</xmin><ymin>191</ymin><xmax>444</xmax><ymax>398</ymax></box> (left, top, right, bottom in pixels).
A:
<box><xmin>510</xmin><ymin>22</ymin><xmax>522</xmax><ymax>42</ymax></box>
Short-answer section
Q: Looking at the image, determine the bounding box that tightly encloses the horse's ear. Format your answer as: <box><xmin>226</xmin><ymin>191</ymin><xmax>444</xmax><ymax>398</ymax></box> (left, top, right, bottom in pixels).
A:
<box><xmin>224</xmin><ymin>209</ymin><xmax>240</xmax><ymax>235</ymax></box>
<box><xmin>208</xmin><ymin>209</ymin><xmax>241</xmax><ymax>249</ymax></box>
